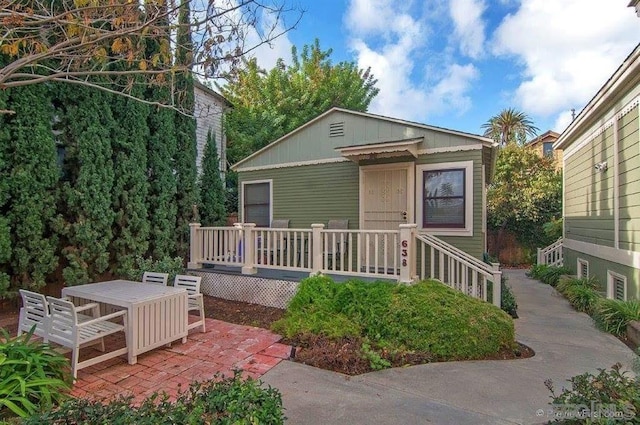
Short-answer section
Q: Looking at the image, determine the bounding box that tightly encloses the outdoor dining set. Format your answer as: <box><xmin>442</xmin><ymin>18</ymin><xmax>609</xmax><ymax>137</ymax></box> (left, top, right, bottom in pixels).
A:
<box><xmin>16</xmin><ymin>273</ymin><xmax>206</xmax><ymax>379</ymax></box>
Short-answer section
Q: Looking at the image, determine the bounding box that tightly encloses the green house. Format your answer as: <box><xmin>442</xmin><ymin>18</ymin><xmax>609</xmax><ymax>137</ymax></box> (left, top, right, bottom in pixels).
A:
<box><xmin>230</xmin><ymin>107</ymin><xmax>498</xmax><ymax>260</ymax></box>
<box><xmin>555</xmin><ymin>43</ymin><xmax>640</xmax><ymax>300</ymax></box>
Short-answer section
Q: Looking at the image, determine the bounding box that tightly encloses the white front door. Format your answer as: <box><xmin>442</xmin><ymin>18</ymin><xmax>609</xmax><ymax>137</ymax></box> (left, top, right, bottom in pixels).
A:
<box><xmin>360</xmin><ymin>164</ymin><xmax>414</xmax><ymax>269</ymax></box>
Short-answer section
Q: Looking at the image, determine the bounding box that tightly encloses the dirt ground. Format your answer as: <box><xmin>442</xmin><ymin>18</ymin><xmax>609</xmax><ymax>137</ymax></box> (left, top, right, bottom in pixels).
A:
<box><xmin>1</xmin><ymin>295</ymin><xmax>535</xmax><ymax>376</ymax></box>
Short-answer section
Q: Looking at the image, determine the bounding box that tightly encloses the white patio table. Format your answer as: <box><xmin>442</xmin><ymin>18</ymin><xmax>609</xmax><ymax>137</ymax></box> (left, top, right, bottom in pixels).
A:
<box><xmin>62</xmin><ymin>280</ymin><xmax>188</xmax><ymax>364</ymax></box>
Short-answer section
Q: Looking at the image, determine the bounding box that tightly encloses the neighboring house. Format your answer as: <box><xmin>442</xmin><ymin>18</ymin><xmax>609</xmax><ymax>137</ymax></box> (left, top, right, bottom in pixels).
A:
<box><xmin>554</xmin><ymin>43</ymin><xmax>640</xmax><ymax>301</ymax></box>
<box><xmin>527</xmin><ymin>130</ymin><xmax>562</xmax><ymax>169</ymax></box>
<box><xmin>194</xmin><ymin>81</ymin><xmax>230</xmax><ymax>177</ymax></box>
<box><xmin>630</xmin><ymin>0</ymin><xmax>640</xmax><ymax>16</ymax></box>
<box><xmin>230</xmin><ymin>107</ymin><xmax>498</xmax><ymax>260</ymax></box>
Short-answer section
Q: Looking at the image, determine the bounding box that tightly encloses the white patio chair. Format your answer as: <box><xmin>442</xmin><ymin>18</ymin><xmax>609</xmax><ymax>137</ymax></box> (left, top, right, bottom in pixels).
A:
<box><xmin>142</xmin><ymin>271</ymin><xmax>169</xmax><ymax>286</ymax></box>
<box><xmin>174</xmin><ymin>275</ymin><xmax>206</xmax><ymax>333</ymax></box>
<box><xmin>46</xmin><ymin>296</ymin><xmax>129</xmax><ymax>379</ymax></box>
<box><xmin>18</xmin><ymin>289</ymin><xmax>100</xmax><ymax>342</ymax></box>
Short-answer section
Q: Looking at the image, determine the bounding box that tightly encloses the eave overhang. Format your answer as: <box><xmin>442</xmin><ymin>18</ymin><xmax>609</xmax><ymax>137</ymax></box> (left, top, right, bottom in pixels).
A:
<box><xmin>335</xmin><ymin>137</ymin><xmax>423</xmax><ymax>162</ymax></box>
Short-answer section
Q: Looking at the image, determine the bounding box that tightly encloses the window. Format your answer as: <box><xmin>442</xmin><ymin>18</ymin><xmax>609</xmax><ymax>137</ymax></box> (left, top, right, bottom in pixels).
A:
<box><xmin>577</xmin><ymin>259</ymin><xmax>589</xmax><ymax>279</ymax></box>
<box><xmin>242</xmin><ymin>181</ymin><xmax>271</xmax><ymax>227</ymax></box>
<box><xmin>416</xmin><ymin>161</ymin><xmax>473</xmax><ymax>236</ymax></box>
<box><xmin>423</xmin><ymin>169</ymin><xmax>465</xmax><ymax>228</ymax></box>
<box><xmin>607</xmin><ymin>271</ymin><xmax>627</xmax><ymax>301</ymax></box>
<box><xmin>543</xmin><ymin>142</ymin><xmax>554</xmax><ymax>157</ymax></box>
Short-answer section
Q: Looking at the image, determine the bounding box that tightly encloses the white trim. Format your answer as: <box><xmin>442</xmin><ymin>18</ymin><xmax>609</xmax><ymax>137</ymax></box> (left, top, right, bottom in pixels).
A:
<box><xmin>482</xmin><ymin>164</ymin><xmax>487</xmax><ymax>251</ymax></box>
<box><xmin>240</xmin><ymin>179</ymin><xmax>273</xmax><ymax>225</ymax></box>
<box><xmin>564</xmin><ymin>238</ymin><xmax>640</xmax><ymax>269</ymax></box>
<box><xmin>415</xmin><ymin>161</ymin><xmax>474</xmax><ymax>237</ymax></box>
<box><xmin>577</xmin><ymin>258</ymin><xmax>589</xmax><ymax>279</ymax></box>
<box><xmin>607</xmin><ymin>270</ymin><xmax>628</xmax><ymax>301</ymax></box>
<box><xmin>563</xmin><ymin>94</ymin><xmax>640</xmax><ymax>160</ymax></box>
<box><xmin>417</xmin><ymin>144</ymin><xmax>484</xmax><ymax>155</ymax></box>
<box><xmin>613</xmin><ymin>118</ymin><xmax>620</xmax><ymax>249</ymax></box>
<box><xmin>235</xmin><ymin>157</ymin><xmax>350</xmax><ymax>173</ymax></box>
<box><xmin>358</xmin><ymin>162</ymin><xmax>415</xmax><ymax>229</ymax></box>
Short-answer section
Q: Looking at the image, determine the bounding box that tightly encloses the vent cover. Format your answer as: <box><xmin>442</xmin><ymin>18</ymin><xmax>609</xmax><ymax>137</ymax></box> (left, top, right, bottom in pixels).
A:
<box><xmin>613</xmin><ymin>276</ymin><xmax>626</xmax><ymax>301</ymax></box>
<box><xmin>329</xmin><ymin>122</ymin><xmax>345</xmax><ymax>137</ymax></box>
<box><xmin>578</xmin><ymin>259</ymin><xmax>588</xmax><ymax>278</ymax></box>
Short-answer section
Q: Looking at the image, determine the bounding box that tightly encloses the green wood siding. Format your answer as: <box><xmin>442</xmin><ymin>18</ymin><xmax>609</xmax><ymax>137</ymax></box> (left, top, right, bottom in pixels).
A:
<box><xmin>236</xmin><ymin>110</ymin><xmax>487</xmax><ymax>170</ymax></box>
<box><xmin>618</xmin><ymin>105</ymin><xmax>640</xmax><ymax>252</ymax></box>
<box><xmin>565</xmin><ymin>126</ymin><xmax>615</xmax><ymax>247</ymax></box>
<box><xmin>239</xmin><ymin>162</ymin><xmax>360</xmax><ymax>228</ymax></box>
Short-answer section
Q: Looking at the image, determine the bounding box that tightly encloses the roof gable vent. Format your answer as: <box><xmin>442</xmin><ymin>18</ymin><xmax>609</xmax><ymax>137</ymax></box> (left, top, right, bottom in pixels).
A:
<box><xmin>329</xmin><ymin>122</ymin><xmax>345</xmax><ymax>137</ymax></box>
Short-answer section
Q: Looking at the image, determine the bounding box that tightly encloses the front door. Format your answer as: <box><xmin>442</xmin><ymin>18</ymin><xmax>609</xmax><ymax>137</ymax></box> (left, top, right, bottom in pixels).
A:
<box><xmin>360</xmin><ymin>164</ymin><xmax>413</xmax><ymax>269</ymax></box>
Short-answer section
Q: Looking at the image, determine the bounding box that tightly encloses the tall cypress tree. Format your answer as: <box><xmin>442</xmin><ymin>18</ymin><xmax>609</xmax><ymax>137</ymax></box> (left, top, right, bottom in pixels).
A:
<box><xmin>57</xmin><ymin>85</ymin><xmax>115</xmax><ymax>285</ymax></box>
<box><xmin>4</xmin><ymin>84</ymin><xmax>59</xmax><ymax>291</ymax></box>
<box><xmin>0</xmin><ymin>82</ymin><xmax>12</xmax><ymax>297</ymax></box>
<box><xmin>146</xmin><ymin>3</ymin><xmax>178</xmax><ymax>259</ymax></box>
<box><xmin>199</xmin><ymin>131</ymin><xmax>226</xmax><ymax>226</ymax></box>
<box><xmin>110</xmin><ymin>85</ymin><xmax>150</xmax><ymax>273</ymax></box>
<box><xmin>174</xmin><ymin>0</ymin><xmax>199</xmax><ymax>258</ymax></box>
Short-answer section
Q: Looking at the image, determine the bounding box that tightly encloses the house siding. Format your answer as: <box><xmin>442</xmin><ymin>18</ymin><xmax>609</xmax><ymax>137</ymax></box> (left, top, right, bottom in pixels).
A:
<box><xmin>238</xmin><ymin>161</ymin><xmax>361</xmax><ymax>228</ymax></box>
<box><xmin>194</xmin><ymin>84</ymin><xmax>227</xmax><ymax>176</ymax></box>
<box><xmin>618</xmin><ymin>104</ymin><xmax>640</xmax><ymax>252</ymax></box>
<box><xmin>564</xmin><ymin>247</ymin><xmax>640</xmax><ymax>300</ymax></box>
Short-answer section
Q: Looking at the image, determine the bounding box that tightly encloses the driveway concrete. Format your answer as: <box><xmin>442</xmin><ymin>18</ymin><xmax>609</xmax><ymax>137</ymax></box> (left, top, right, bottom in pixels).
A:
<box><xmin>261</xmin><ymin>269</ymin><xmax>637</xmax><ymax>424</ymax></box>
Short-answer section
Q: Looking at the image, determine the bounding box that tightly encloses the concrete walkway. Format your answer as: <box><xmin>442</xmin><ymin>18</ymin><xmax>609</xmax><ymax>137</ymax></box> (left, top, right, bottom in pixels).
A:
<box><xmin>261</xmin><ymin>269</ymin><xmax>637</xmax><ymax>425</ymax></box>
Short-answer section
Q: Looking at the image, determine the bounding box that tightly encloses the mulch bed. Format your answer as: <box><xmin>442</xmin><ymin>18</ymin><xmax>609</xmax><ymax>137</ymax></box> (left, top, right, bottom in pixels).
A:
<box><xmin>2</xmin><ymin>295</ymin><xmax>535</xmax><ymax>376</ymax></box>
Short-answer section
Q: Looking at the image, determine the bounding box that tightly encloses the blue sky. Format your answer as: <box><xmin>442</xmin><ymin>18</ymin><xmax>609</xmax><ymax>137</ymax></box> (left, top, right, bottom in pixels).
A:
<box><xmin>245</xmin><ymin>0</ymin><xmax>640</xmax><ymax>137</ymax></box>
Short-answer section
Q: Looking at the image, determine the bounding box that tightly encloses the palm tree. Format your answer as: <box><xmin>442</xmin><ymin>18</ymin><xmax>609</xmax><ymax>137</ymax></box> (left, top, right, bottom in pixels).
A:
<box><xmin>481</xmin><ymin>108</ymin><xmax>539</xmax><ymax>146</ymax></box>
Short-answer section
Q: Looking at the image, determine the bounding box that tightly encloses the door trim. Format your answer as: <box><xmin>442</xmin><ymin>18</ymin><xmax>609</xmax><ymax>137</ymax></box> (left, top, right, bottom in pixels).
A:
<box><xmin>358</xmin><ymin>162</ymin><xmax>415</xmax><ymax>230</ymax></box>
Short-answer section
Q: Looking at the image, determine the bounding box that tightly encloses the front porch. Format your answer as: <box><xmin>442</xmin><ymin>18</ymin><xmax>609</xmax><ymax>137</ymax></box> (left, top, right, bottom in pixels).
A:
<box><xmin>188</xmin><ymin>223</ymin><xmax>502</xmax><ymax>306</ymax></box>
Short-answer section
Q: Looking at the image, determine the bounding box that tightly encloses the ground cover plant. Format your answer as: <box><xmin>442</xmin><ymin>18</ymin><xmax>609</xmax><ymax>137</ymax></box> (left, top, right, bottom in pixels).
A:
<box><xmin>0</xmin><ymin>330</ymin><xmax>71</xmax><ymax>420</ymax></box>
<box><xmin>23</xmin><ymin>372</ymin><xmax>284</xmax><ymax>425</ymax></box>
<box><xmin>527</xmin><ymin>264</ymin><xmax>571</xmax><ymax>287</ymax></box>
<box><xmin>555</xmin><ymin>276</ymin><xmax>600</xmax><ymax>314</ymax></box>
<box><xmin>273</xmin><ymin>275</ymin><xmax>517</xmax><ymax>373</ymax></box>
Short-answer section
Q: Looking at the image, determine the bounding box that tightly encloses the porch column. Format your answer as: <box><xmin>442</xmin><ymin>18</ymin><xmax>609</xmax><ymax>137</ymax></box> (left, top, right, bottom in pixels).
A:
<box><xmin>399</xmin><ymin>224</ymin><xmax>417</xmax><ymax>284</ymax></box>
<box><xmin>537</xmin><ymin>248</ymin><xmax>543</xmax><ymax>265</ymax></box>
<box><xmin>241</xmin><ymin>223</ymin><xmax>257</xmax><ymax>275</ymax></box>
<box><xmin>491</xmin><ymin>263</ymin><xmax>502</xmax><ymax>307</ymax></box>
<box><xmin>310</xmin><ymin>224</ymin><xmax>325</xmax><ymax>275</ymax></box>
<box><xmin>187</xmin><ymin>223</ymin><xmax>202</xmax><ymax>269</ymax></box>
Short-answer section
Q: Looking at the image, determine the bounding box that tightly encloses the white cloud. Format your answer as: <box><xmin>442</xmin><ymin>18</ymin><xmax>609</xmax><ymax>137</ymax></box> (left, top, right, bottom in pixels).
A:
<box><xmin>492</xmin><ymin>0</ymin><xmax>639</xmax><ymax>122</ymax></box>
<box><xmin>553</xmin><ymin>110</ymin><xmax>574</xmax><ymax>133</ymax></box>
<box><xmin>346</xmin><ymin>0</ymin><xmax>479</xmax><ymax>123</ymax></box>
<box><xmin>449</xmin><ymin>0</ymin><xmax>487</xmax><ymax>59</ymax></box>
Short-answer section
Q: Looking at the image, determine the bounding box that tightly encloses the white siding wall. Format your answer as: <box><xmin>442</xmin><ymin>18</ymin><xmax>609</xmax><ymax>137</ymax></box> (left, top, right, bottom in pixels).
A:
<box><xmin>194</xmin><ymin>84</ymin><xmax>227</xmax><ymax>176</ymax></box>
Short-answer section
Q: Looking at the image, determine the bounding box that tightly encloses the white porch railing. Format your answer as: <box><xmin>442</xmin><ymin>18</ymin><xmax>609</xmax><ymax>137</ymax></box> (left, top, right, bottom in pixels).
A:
<box><xmin>415</xmin><ymin>233</ymin><xmax>502</xmax><ymax>307</ymax></box>
<box><xmin>188</xmin><ymin>222</ymin><xmax>501</xmax><ymax>306</ymax></box>
<box><xmin>537</xmin><ymin>238</ymin><xmax>563</xmax><ymax>266</ymax></box>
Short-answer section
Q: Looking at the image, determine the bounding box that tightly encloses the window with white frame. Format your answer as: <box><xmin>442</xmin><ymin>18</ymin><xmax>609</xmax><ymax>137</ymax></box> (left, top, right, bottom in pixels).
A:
<box><xmin>242</xmin><ymin>181</ymin><xmax>271</xmax><ymax>227</ymax></box>
<box><xmin>577</xmin><ymin>259</ymin><xmax>589</xmax><ymax>279</ymax></box>
<box><xmin>607</xmin><ymin>271</ymin><xmax>627</xmax><ymax>301</ymax></box>
<box><xmin>416</xmin><ymin>161</ymin><xmax>473</xmax><ymax>236</ymax></box>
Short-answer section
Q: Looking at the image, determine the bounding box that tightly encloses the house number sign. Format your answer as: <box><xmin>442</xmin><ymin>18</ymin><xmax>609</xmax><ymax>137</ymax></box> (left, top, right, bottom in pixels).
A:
<box><xmin>401</xmin><ymin>240</ymin><xmax>408</xmax><ymax>267</ymax></box>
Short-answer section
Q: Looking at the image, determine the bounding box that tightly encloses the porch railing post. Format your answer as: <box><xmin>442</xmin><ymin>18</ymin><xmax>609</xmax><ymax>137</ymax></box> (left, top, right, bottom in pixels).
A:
<box><xmin>491</xmin><ymin>262</ymin><xmax>502</xmax><ymax>307</ymax></box>
<box><xmin>399</xmin><ymin>224</ymin><xmax>417</xmax><ymax>284</ymax></box>
<box><xmin>187</xmin><ymin>223</ymin><xmax>202</xmax><ymax>269</ymax></box>
<box><xmin>311</xmin><ymin>224</ymin><xmax>325</xmax><ymax>275</ymax></box>
<box><xmin>537</xmin><ymin>247</ymin><xmax>543</xmax><ymax>265</ymax></box>
<box><xmin>241</xmin><ymin>223</ymin><xmax>257</xmax><ymax>275</ymax></box>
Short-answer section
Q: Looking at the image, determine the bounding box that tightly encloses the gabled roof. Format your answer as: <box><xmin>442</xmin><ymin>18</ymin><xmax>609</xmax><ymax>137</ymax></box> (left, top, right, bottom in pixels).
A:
<box><xmin>194</xmin><ymin>80</ymin><xmax>232</xmax><ymax>107</ymax></box>
<box><xmin>555</xmin><ymin>43</ymin><xmax>640</xmax><ymax>150</ymax></box>
<box><xmin>231</xmin><ymin>107</ymin><xmax>494</xmax><ymax>170</ymax></box>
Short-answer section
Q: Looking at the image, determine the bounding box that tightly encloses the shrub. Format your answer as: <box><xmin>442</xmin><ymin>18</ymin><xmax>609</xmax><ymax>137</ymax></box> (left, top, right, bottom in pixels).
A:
<box><xmin>274</xmin><ymin>276</ymin><xmax>516</xmax><ymax>367</ymax></box>
<box><xmin>592</xmin><ymin>299</ymin><xmax>640</xmax><ymax>337</ymax></box>
<box><xmin>527</xmin><ymin>264</ymin><xmax>571</xmax><ymax>287</ymax></box>
<box><xmin>545</xmin><ymin>363</ymin><xmax>638</xmax><ymax>424</ymax></box>
<box><xmin>556</xmin><ymin>277</ymin><xmax>600</xmax><ymax>314</ymax></box>
<box><xmin>500</xmin><ymin>276</ymin><xmax>518</xmax><ymax>318</ymax></box>
<box><xmin>25</xmin><ymin>372</ymin><xmax>284</xmax><ymax>424</ymax></box>
<box><xmin>0</xmin><ymin>330</ymin><xmax>71</xmax><ymax>419</ymax></box>
<box><xmin>121</xmin><ymin>255</ymin><xmax>184</xmax><ymax>284</ymax></box>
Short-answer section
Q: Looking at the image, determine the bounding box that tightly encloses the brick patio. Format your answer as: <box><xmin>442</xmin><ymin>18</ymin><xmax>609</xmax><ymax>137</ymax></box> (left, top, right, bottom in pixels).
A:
<box><xmin>2</xmin><ymin>312</ymin><xmax>291</xmax><ymax>405</ymax></box>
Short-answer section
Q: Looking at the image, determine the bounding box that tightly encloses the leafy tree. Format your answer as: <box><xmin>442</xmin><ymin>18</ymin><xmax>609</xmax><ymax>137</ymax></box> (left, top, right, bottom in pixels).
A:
<box><xmin>3</xmin><ymin>84</ymin><xmax>59</xmax><ymax>294</ymax></box>
<box><xmin>174</xmin><ymin>0</ymin><xmax>199</xmax><ymax>258</ymax></box>
<box><xmin>110</xmin><ymin>86</ymin><xmax>151</xmax><ymax>274</ymax></box>
<box><xmin>199</xmin><ymin>131</ymin><xmax>227</xmax><ymax>226</ymax></box>
<box><xmin>487</xmin><ymin>144</ymin><xmax>562</xmax><ymax>254</ymax></box>
<box><xmin>56</xmin><ymin>85</ymin><xmax>116</xmax><ymax>285</ymax></box>
<box><xmin>482</xmin><ymin>108</ymin><xmax>539</xmax><ymax>146</ymax></box>
<box><xmin>0</xmin><ymin>0</ymin><xmax>302</xmax><ymax>115</ymax></box>
<box><xmin>221</xmin><ymin>39</ymin><xmax>379</xmax><ymax>165</ymax></box>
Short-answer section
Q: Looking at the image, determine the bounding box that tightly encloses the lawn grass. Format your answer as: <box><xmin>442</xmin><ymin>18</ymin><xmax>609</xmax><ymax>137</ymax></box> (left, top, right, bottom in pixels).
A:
<box><xmin>273</xmin><ymin>275</ymin><xmax>516</xmax><ymax>362</ymax></box>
